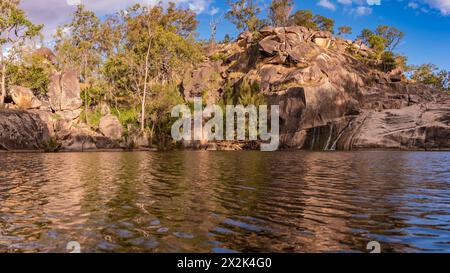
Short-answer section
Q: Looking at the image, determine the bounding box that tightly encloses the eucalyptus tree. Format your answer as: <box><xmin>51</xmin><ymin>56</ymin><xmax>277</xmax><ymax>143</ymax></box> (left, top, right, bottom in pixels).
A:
<box><xmin>54</xmin><ymin>4</ymin><xmax>101</xmax><ymax>116</ymax></box>
<box><xmin>0</xmin><ymin>0</ymin><xmax>42</xmax><ymax>105</ymax></box>
<box><xmin>338</xmin><ymin>26</ymin><xmax>352</xmax><ymax>37</ymax></box>
<box><xmin>103</xmin><ymin>3</ymin><xmax>202</xmax><ymax>132</ymax></box>
<box><xmin>225</xmin><ymin>0</ymin><xmax>263</xmax><ymax>32</ymax></box>
<box><xmin>269</xmin><ymin>0</ymin><xmax>294</xmax><ymax>27</ymax></box>
<box><xmin>375</xmin><ymin>25</ymin><xmax>404</xmax><ymax>51</ymax></box>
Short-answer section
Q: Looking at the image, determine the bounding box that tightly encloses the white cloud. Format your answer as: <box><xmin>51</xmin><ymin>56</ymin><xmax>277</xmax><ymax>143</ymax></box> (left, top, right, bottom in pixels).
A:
<box><xmin>337</xmin><ymin>0</ymin><xmax>353</xmax><ymax>4</ymax></box>
<box><xmin>209</xmin><ymin>6</ymin><xmax>220</xmax><ymax>16</ymax></box>
<box><xmin>318</xmin><ymin>0</ymin><xmax>337</xmax><ymax>10</ymax></box>
<box><xmin>408</xmin><ymin>2</ymin><xmax>420</xmax><ymax>9</ymax></box>
<box><xmin>20</xmin><ymin>0</ymin><xmax>214</xmax><ymax>42</ymax></box>
<box><xmin>354</xmin><ymin>6</ymin><xmax>373</xmax><ymax>15</ymax></box>
<box><xmin>337</xmin><ymin>0</ymin><xmax>380</xmax><ymax>5</ymax></box>
<box><xmin>367</xmin><ymin>0</ymin><xmax>381</xmax><ymax>5</ymax></box>
<box><xmin>423</xmin><ymin>0</ymin><xmax>450</xmax><ymax>15</ymax></box>
<box><xmin>405</xmin><ymin>0</ymin><xmax>450</xmax><ymax>15</ymax></box>
<box><xmin>66</xmin><ymin>0</ymin><xmax>81</xmax><ymax>5</ymax></box>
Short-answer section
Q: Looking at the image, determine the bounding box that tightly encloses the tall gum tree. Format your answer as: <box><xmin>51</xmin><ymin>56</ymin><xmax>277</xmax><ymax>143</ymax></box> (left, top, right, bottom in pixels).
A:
<box><xmin>0</xmin><ymin>0</ymin><xmax>42</xmax><ymax>105</ymax></box>
<box><xmin>54</xmin><ymin>4</ymin><xmax>101</xmax><ymax>120</ymax></box>
<box><xmin>102</xmin><ymin>3</ymin><xmax>202</xmax><ymax>132</ymax></box>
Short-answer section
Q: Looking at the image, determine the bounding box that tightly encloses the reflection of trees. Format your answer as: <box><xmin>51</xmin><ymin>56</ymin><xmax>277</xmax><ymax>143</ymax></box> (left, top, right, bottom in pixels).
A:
<box><xmin>0</xmin><ymin>151</ymin><xmax>441</xmax><ymax>253</ymax></box>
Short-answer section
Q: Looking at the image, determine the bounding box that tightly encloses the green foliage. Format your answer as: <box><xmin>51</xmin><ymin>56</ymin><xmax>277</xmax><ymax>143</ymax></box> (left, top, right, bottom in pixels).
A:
<box><xmin>80</xmin><ymin>108</ymin><xmax>103</xmax><ymax>127</ymax></box>
<box><xmin>354</xmin><ymin>26</ymin><xmax>408</xmax><ymax>73</ymax></box>
<box><xmin>314</xmin><ymin>15</ymin><xmax>335</xmax><ymax>33</ymax></box>
<box><xmin>6</xmin><ymin>53</ymin><xmax>53</xmax><ymax>94</ymax></box>
<box><xmin>95</xmin><ymin>3</ymin><xmax>203</xmax><ymax>133</ymax></box>
<box><xmin>411</xmin><ymin>64</ymin><xmax>449</xmax><ymax>91</ymax></box>
<box><xmin>103</xmin><ymin>4</ymin><xmax>203</xmax><ymax>93</ymax></box>
<box><xmin>379</xmin><ymin>52</ymin><xmax>410</xmax><ymax>73</ymax></box>
<box><xmin>394</xmin><ymin>54</ymin><xmax>409</xmax><ymax>72</ymax></box>
<box><xmin>0</xmin><ymin>0</ymin><xmax>43</xmax><ymax>45</ymax></box>
<box><xmin>218</xmin><ymin>79</ymin><xmax>265</xmax><ymax>107</ymax></box>
<box><xmin>289</xmin><ymin>10</ymin><xmax>334</xmax><ymax>32</ymax></box>
<box><xmin>338</xmin><ymin>26</ymin><xmax>352</xmax><ymax>37</ymax></box>
<box><xmin>289</xmin><ymin>10</ymin><xmax>317</xmax><ymax>29</ymax></box>
<box><xmin>54</xmin><ymin>4</ymin><xmax>101</xmax><ymax>75</ymax></box>
<box><xmin>1</xmin><ymin>0</ymin><xmax>43</xmax><ymax>102</ymax></box>
<box><xmin>357</xmin><ymin>25</ymin><xmax>405</xmax><ymax>63</ymax></box>
<box><xmin>368</xmin><ymin>34</ymin><xmax>387</xmax><ymax>60</ymax></box>
<box><xmin>112</xmin><ymin>107</ymin><xmax>139</xmax><ymax>127</ymax></box>
<box><xmin>269</xmin><ymin>0</ymin><xmax>294</xmax><ymax>27</ymax></box>
<box><xmin>238</xmin><ymin>80</ymin><xmax>265</xmax><ymax>107</ymax></box>
<box><xmin>381</xmin><ymin>51</ymin><xmax>396</xmax><ymax>72</ymax></box>
<box><xmin>357</xmin><ymin>28</ymin><xmax>374</xmax><ymax>45</ymax></box>
<box><xmin>42</xmin><ymin>137</ymin><xmax>62</xmax><ymax>153</ymax></box>
<box><xmin>223</xmin><ymin>34</ymin><xmax>232</xmax><ymax>44</ymax></box>
<box><xmin>375</xmin><ymin>25</ymin><xmax>404</xmax><ymax>51</ymax></box>
<box><xmin>144</xmin><ymin>83</ymin><xmax>185</xmax><ymax>145</ymax></box>
<box><xmin>54</xmin><ymin>4</ymin><xmax>102</xmax><ymax>115</ymax></box>
<box><xmin>161</xmin><ymin>2</ymin><xmax>198</xmax><ymax>38</ymax></box>
<box><xmin>225</xmin><ymin>0</ymin><xmax>264</xmax><ymax>32</ymax></box>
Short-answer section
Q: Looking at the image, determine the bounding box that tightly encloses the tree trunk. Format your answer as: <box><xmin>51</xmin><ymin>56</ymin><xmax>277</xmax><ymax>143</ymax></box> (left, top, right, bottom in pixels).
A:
<box><xmin>83</xmin><ymin>55</ymin><xmax>89</xmax><ymax>125</ymax></box>
<box><xmin>0</xmin><ymin>46</ymin><xmax>6</xmax><ymax>106</ymax></box>
<box><xmin>141</xmin><ymin>38</ymin><xmax>152</xmax><ymax>132</ymax></box>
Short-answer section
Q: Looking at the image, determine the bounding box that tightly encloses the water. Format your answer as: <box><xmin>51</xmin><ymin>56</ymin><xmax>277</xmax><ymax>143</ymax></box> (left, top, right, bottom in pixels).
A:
<box><xmin>0</xmin><ymin>151</ymin><xmax>449</xmax><ymax>253</ymax></box>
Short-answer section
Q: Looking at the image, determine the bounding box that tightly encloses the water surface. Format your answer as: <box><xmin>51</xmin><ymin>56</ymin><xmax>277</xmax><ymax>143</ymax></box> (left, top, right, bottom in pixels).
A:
<box><xmin>0</xmin><ymin>151</ymin><xmax>449</xmax><ymax>253</ymax></box>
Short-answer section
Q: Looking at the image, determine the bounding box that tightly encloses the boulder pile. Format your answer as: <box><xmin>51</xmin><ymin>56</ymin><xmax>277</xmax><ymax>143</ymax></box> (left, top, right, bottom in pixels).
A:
<box><xmin>182</xmin><ymin>26</ymin><xmax>450</xmax><ymax>151</ymax></box>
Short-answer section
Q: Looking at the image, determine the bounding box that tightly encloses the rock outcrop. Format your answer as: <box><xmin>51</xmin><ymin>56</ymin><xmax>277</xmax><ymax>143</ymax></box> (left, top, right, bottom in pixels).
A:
<box><xmin>183</xmin><ymin>26</ymin><xmax>450</xmax><ymax>151</ymax></box>
<box><xmin>1</xmin><ymin>31</ymin><xmax>449</xmax><ymax>152</ymax></box>
<box><xmin>0</xmin><ymin>110</ymin><xmax>50</xmax><ymax>150</ymax></box>
<box><xmin>48</xmin><ymin>68</ymin><xmax>83</xmax><ymax>112</ymax></box>
<box><xmin>9</xmin><ymin>86</ymin><xmax>42</xmax><ymax>109</ymax></box>
<box><xmin>99</xmin><ymin>114</ymin><xmax>124</xmax><ymax>140</ymax></box>
<box><xmin>0</xmin><ymin>48</ymin><xmax>125</xmax><ymax>152</ymax></box>
<box><xmin>33</xmin><ymin>47</ymin><xmax>57</xmax><ymax>65</ymax></box>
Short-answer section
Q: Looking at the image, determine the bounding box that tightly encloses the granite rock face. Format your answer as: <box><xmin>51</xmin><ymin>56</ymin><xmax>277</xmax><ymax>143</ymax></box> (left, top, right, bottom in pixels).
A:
<box><xmin>182</xmin><ymin>26</ymin><xmax>450</xmax><ymax>150</ymax></box>
<box><xmin>48</xmin><ymin>68</ymin><xmax>82</xmax><ymax>112</ymax></box>
<box><xmin>0</xmin><ymin>110</ymin><xmax>50</xmax><ymax>150</ymax></box>
<box><xmin>99</xmin><ymin>114</ymin><xmax>124</xmax><ymax>140</ymax></box>
<box><xmin>9</xmin><ymin>86</ymin><xmax>42</xmax><ymax>109</ymax></box>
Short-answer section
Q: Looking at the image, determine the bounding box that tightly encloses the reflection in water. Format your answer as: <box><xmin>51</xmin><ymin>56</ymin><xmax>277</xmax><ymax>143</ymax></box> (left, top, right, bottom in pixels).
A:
<box><xmin>0</xmin><ymin>151</ymin><xmax>449</xmax><ymax>253</ymax></box>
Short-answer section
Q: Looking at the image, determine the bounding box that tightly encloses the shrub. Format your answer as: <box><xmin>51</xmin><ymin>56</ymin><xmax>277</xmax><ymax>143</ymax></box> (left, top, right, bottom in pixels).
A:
<box><xmin>42</xmin><ymin>137</ymin><xmax>62</xmax><ymax>153</ymax></box>
<box><xmin>111</xmin><ymin>107</ymin><xmax>139</xmax><ymax>127</ymax></box>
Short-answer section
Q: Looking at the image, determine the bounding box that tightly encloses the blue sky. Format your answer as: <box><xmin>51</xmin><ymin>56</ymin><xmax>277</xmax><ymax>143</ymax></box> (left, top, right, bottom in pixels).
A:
<box><xmin>21</xmin><ymin>0</ymin><xmax>450</xmax><ymax>70</ymax></box>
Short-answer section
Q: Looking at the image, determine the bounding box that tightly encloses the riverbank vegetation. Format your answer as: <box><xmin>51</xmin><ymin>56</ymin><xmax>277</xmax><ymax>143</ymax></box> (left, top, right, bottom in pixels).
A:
<box><xmin>1</xmin><ymin>0</ymin><xmax>449</xmax><ymax>146</ymax></box>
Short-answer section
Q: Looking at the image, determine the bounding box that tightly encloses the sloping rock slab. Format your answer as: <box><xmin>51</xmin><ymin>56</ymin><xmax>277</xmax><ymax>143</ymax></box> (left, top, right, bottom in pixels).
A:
<box><xmin>0</xmin><ymin>110</ymin><xmax>50</xmax><ymax>150</ymax></box>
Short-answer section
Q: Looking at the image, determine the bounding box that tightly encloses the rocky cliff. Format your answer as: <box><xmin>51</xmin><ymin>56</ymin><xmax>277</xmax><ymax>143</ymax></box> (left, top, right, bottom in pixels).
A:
<box><xmin>1</xmin><ymin>27</ymin><xmax>449</xmax><ymax>152</ymax></box>
<box><xmin>183</xmin><ymin>26</ymin><xmax>450</xmax><ymax>150</ymax></box>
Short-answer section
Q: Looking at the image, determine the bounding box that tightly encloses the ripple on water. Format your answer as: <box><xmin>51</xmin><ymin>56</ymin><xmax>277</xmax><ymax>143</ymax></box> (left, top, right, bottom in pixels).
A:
<box><xmin>0</xmin><ymin>151</ymin><xmax>449</xmax><ymax>253</ymax></box>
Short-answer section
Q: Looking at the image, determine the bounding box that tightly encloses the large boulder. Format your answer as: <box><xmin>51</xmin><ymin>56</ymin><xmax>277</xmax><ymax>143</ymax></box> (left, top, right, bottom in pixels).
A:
<box><xmin>182</xmin><ymin>61</ymin><xmax>225</xmax><ymax>103</ymax></box>
<box><xmin>99</xmin><ymin>114</ymin><xmax>124</xmax><ymax>140</ymax></box>
<box><xmin>258</xmin><ymin>26</ymin><xmax>323</xmax><ymax>65</ymax></box>
<box><xmin>48</xmin><ymin>68</ymin><xmax>82</xmax><ymax>111</ymax></box>
<box><xmin>60</xmin><ymin>125</ymin><xmax>120</xmax><ymax>151</ymax></box>
<box><xmin>337</xmin><ymin>104</ymin><xmax>450</xmax><ymax>150</ymax></box>
<box><xmin>9</xmin><ymin>86</ymin><xmax>42</xmax><ymax>109</ymax></box>
<box><xmin>313</xmin><ymin>38</ymin><xmax>332</xmax><ymax>49</ymax></box>
<box><xmin>0</xmin><ymin>110</ymin><xmax>50</xmax><ymax>150</ymax></box>
<box><xmin>33</xmin><ymin>47</ymin><xmax>57</xmax><ymax>65</ymax></box>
